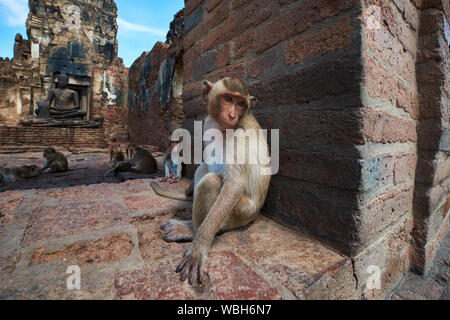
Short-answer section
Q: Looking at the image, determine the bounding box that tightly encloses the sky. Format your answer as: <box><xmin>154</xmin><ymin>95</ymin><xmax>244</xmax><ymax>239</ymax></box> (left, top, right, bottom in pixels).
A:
<box><xmin>0</xmin><ymin>0</ymin><xmax>185</xmax><ymax>67</ymax></box>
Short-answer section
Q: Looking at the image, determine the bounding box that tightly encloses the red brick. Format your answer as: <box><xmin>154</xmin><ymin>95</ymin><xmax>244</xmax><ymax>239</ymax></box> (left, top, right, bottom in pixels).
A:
<box><xmin>216</xmin><ymin>43</ymin><xmax>231</xmax><ymax>68</ymax></box>
<box><xmin>207</xmin><ymin>0</ymin><xmax>224</xmax><ymax>12</ymax></box>
<box><xmin>184</xmin><ymin>95</ymin><xmax>207</xmax><ymax>117</ymax></box>
<box><xmin>203</xmin><ymin>0</ymin><xmax>272</xmax><ymax>52</ymax></box>
<box><xmin>364</xmin><ymin>0</ymin><xmax>417</xmax><ymax>56</ymax></box>
<box><xmin>394</xmin><ymin>153</ymin><xmax>417</xmax><ymax>185</ymax></box>
<box><xmin>207</xmin><ymin>62</ymin><xmax>245</xmax><ymax>83</ymax></box>
<box><xmin>361</xmin><ymin>108</ymin><xmax>417</xmax><ymax>143</ymax></box>
<box><xmin>248</xmin><ymin>49</ymin><xmax>278</xmax><ymax>79</ymax></box>
<box><xmin>255</xmin><ymin>0</ymin><xmax>356</xmax><ymax>53</ymax></box>
<box><xmin>204</xmin><ymin>0</ymin><xmax>229</xmax><ymax>30</ymax></box>
<box><xmin>185</xmin><ymin>0</ymin><xmax>204</xmax><ymax>16</ymax></box>
<box><xmin>183</xmin><ymin>80</ymin><xmax>203</xmax><ymax>101</ymax></box>
<box><xmin>281</xmin><ymin>108</ymin><xmax>363</xmax><ymax>147</ymax></box>
<box><xmin>233</xmin><ymin>29</ymin><xmax>254</xmax><ymax>59</ymax></box>
<box><xmin>278</xmin><ymin>150</ymin><xmax>361</xmax><ymax>190</ymax></box>
<box><xmin>362</xmin><ymin>186</ymin><xmax>414</xmax><ymax>243</ymax></box>
<box><xmin>286</xmin><ymin>15</ymin><xmax>354</xmax><ymax>65</ymax></box>
<box><xmin>183</xmin><ymin>41</ymin><xmax>202</xmax><ymax>67</ymax></box>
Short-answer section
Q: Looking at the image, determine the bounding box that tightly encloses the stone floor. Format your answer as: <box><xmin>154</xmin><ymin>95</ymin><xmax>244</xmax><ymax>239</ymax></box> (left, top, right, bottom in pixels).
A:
<box><xmin>0</xmin><ymin>147</ymin><xmax>356</xmax><ymax>300</ymax></box>
<box><xmin>389</xmin><ymin>227</ymin><xmax>450</xmax><ymax>300</ymax></box>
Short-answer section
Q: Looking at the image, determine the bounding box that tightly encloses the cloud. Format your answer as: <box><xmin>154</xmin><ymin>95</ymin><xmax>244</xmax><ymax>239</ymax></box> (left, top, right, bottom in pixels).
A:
<box><xmin>0</xmin><ymin>0</ymin><xmax>28</xmax><ymax>27</ymax></box>
<box><xmin>117</xmin><ymin>18</ymin><xmax>166</xmax><ymax>37</ymax></box>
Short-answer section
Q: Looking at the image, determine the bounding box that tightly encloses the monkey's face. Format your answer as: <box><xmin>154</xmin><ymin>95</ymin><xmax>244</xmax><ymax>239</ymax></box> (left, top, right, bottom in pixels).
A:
<box><xmin>43</xmin><ymin>148</ymin><xmax>55</xmax><ymax>158</ymax></box>
<box><xmin>216</xmin><ymin>93</ymin><xmax>247</xmax><ymax>130</ymax></box>
<box><xmin>29</xmin><ymin>165</ymin><xmax>40</xmax><ymax>177</ymax></box>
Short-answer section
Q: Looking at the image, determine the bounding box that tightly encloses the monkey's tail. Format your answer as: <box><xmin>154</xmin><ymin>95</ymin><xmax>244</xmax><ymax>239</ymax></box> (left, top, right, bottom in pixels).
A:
<box><xmin>150</xmin><ymin>181</ymin><xmax>193</xmax><ymax>202</ymax></box>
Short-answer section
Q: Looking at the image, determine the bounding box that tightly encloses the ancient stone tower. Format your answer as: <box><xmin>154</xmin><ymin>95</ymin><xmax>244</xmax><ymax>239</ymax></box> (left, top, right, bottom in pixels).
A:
<box><xmin>0</xmin><ymin>0</ymin><xmax>129</xmax><ymax>146</ymax></box>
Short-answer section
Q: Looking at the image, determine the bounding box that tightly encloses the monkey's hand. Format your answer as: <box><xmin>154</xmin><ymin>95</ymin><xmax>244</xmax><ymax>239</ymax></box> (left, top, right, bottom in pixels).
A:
<box><xmin>176</xmin><ymin>243</ymin><xmax>207</xmax><ymax>285</ymax></box>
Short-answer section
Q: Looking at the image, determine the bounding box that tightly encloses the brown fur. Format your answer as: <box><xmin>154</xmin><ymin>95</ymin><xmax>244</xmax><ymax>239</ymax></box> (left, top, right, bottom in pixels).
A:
<box><xmin>0</xmin><ymin>165</ymin><xmax>41</xmax><ymax>183</ymax></box>
<box><xmin>127</xmin><ymin>144</ymin><xmax>158</xmax><ymax>174</ymax></box>
<box><xmin>41</xmin><ymin>147</ymin><xmax>68</xmax><ymax>173</ymax></box>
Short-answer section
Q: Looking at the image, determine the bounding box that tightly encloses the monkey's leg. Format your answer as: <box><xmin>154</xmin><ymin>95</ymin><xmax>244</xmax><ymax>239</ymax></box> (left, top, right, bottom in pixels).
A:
<box><xmin>50</xmin><ymin>163</ymin><xmax>63</xmax><ymax>174</ymax></box>
<box><xmin>192</xmin><ymin>173</ymin><xmax>223</xmax><ymax>230</ymax></box>
<box><xmin>220</xmin><ymin>196</ymin><xmax>258</xmax><ymax>232</ymax></box>
<box><xmin>161</xmin><ymin>219</ymin><xmax>194</xmax><ymax>242</ymax></box>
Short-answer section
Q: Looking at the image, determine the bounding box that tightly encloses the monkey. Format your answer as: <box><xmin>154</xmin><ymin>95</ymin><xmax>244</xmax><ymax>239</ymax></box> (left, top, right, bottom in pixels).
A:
<box><xmin>126</xmin><ymin>144</ymin><xmax>158</xmax><ymax>174</ymax></box>
<box><xmin>40</xmin><ymin>147</ymin><xmax>68</xmax><ymax>173</ymax></box>
<box><xmin>159</xmin><ymin>136</ymin><xmax>184</xmax><ymax>184</ymax></box>
<box><xmin>104</xmin><ymin>145</ymin><xmax>132</xmax><ymax>177</ymax></box>
<box><xmin>0</xmin><ymin>165</ymin><xmax>41</xmax><ymax>183</ymax></box>
<box><xmin>153</xmin><ymin>78</ymin><xmax>271</xmax><ymax>285</ymax></box>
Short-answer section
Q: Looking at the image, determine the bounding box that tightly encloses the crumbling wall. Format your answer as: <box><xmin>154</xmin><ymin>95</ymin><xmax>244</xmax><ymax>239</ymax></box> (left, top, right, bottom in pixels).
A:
<box><xmin>128</xmin><ymin>10</ymin><xmax>185</xmax><ymax>149</ymax></box>
<box><xmin>0</xmin><ymin>0</ymin><xmax>129</xmax><ymax>147</ymax></box>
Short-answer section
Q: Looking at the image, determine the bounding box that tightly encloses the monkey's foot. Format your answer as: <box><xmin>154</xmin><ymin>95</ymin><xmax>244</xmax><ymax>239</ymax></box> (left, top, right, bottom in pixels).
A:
<box><xmin>161</xmin><ymin>219</ymin><xmax>194</xmax><ymax>242</ymax></box>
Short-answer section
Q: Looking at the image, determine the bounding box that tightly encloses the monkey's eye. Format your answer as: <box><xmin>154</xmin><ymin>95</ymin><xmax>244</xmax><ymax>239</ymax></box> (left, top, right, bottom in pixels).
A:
<box><xmin>222</xmin><ymin>95</ymin><xmax>233</xmax><ymax>104</ymax></box>
<box><xmin>236</xmin><ymin>100</ymin><xmax>246</xmax><ymax>108</ymax></box>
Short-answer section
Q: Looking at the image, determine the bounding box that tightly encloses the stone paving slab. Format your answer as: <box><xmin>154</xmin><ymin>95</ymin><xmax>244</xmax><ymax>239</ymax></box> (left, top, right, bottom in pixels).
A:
<box><xmin>0</xmin><ymin>149</ymin><xmax>356</xmax><ymax>300</ymax></box>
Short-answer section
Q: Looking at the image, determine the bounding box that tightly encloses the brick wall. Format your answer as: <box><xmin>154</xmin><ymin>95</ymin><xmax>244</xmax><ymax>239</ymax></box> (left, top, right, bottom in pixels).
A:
<box><xmin>127</xmin><ymin>14</ymin><xmax>185</xmax><ymax>150</ymax></box>
<box><xmin>411</xmin><ymin>0</ymin><xmax>450</xmax><ymax>273</ymax></box>
<box><xmin>0</xmin><ymin>126</ymin><xmax>107</xmax><ymax>148</ymax></box>
<box><xmin>181</xmin><ymin>0</ymin><xmax>450</xmax><ymax>299</ymax></box>
<box><xmin>92</xmin><ymin>65</ymin><xmax>130</xmax><ymax>144</ymax></box>
<box><xmin>183</xmin><ymin>0</ymin><xmax>363</xmax><ymax>252</ymax></box>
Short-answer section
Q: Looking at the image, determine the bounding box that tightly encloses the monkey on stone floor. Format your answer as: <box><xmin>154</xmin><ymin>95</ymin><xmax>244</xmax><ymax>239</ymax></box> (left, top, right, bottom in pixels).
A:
<box><xmin>104</xmin><ymin>145</ymin><xmax>132</xmax><ymax>177</ymax></box>
<box><xmin>40</xmin><ymin>147</ymin><xmax>68</xmax><ymax>173</ymax></box>
<box><xmin>0</xmin><ymin>165</ymin><xmax>40</xmax><ymax>183</ymax></box>
<box><xmin>159</xmin><ymin>136</ymin><xmax>184</xmax><ymax>184</ymax></box>
<box><xmin>126</xmin><ymin>144</ymin><xmax>158</xmax><ymax>174</ymax></box>
<box><xmin>151</xmin><ymin>78</ymin><xmax>271</xmax><ymax>285</ymax></box>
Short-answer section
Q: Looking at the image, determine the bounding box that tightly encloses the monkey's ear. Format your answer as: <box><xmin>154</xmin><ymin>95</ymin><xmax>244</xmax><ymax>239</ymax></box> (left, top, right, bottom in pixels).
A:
<box><xmin>249</xmin><ymin>96</ymin><xmax>257</xmax><ymax>110</ymax></box>
<box><xmin>202</xmin><ymin>80</ymin><xmax>213</xmax><ymax>98</ymax></box>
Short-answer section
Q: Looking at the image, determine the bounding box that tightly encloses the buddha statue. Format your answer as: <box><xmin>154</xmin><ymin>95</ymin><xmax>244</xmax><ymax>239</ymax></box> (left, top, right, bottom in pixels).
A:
<box><xmin>35</xmin><ymin>73</ymin><xmax>86</xmax><ymax>119</ymax></box>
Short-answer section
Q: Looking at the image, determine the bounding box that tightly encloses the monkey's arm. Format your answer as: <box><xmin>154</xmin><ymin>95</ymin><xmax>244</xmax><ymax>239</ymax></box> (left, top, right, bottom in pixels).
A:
<box><xmin>40</xmin><ymin>160</ymin><xmax>50</xmax><ymax>172</ymax></box>
<box><xmin>177</xmin><ymin>170</ymin><xmax>245</xmax><ymax>284</ymax></box>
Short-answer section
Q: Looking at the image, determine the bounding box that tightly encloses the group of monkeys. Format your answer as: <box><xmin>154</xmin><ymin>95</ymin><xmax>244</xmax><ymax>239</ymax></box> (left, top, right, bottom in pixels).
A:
<box><xmin>0</xmin><ymin>147</ymin><xmax>68</xmax><ymax>183</ymax></box>
<box><xmin>0</xmin><ymin>78</ymin><xmax>271</xmax><ymax>287</ymax></box>
<box><xmin>0</xmin><ymin>142</ymin><xmax>181</xmax><ymax>184</ymax></box>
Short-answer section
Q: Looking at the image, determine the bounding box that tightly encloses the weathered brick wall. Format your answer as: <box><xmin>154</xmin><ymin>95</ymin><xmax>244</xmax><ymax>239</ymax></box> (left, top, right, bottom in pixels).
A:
<box><xmin>183</xmin><ymin>0</ymin><xmax>363</xmax><ymax>251</ymax></box>
<box><xmin>411</xmin><ymin>0</ymin><xmax>450</xmax><ymax>273</ymax></box>
<box><xmin>355</xmin><ymin>0</ymin><xmax>421</xmax><ymax>299</ymax></box>
<box><xmin>0</xmin><ymin>58</ymin><xmax>18</xmax><ymax>126</ymax></box>
<box><xmin>92</xmin><ymin>65</ymin><xmax>130</xmax><ymax>144</ymax></box>
<box><xmin>128</xmin><ymin>11</ymin><xmax>185</xmax><ymax>149</ymax></box>
<box><xmin>0</xmin><ymin>126</ymin><xmax>107</xmax><ymax>148</ymax></box>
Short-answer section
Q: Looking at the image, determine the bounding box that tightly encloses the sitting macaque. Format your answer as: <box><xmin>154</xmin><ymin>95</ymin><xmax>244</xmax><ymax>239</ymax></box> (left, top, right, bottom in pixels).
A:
<box><xmin>104</xmin><ymin>145</ymin><xmax>132</xmax><ymax>177</ymax></box>
<box><xmin>126</xmin><ymin>144</ymin><xmax>158</xmax><ymax>174</ymax></box>
<box><xmin>40</xmin><ymin>147</ymin><xmax>68</xmax><ymax>173</ymax></box>
<box><xmin>153</xmin><ymin>78</ymin><xmax>271</xmax><ymax>285</ymax></box>
<box><xmin>0</xmin><ymin>165</ymin><xmax>40</xmax><ymax>183</ymax></box>
<box><xmin>160</xmin><ymin>136</ymin><xmax>184</xmax><ymax>184</ymax></box>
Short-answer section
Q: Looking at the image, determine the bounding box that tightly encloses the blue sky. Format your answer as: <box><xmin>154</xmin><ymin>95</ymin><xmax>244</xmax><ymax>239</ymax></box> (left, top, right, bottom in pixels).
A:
<box><xmin>0</xmin><ymin>0</ymin><xmax>185</xmax><ymax>67</ymax></box>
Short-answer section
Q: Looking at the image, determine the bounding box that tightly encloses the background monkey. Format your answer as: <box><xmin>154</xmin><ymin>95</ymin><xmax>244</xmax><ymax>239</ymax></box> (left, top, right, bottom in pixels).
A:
<box><xmin>0</xmin><ymin>165</ymin><xmax>40</xmax><ymax>183</ymax></box>
<box><xmin>104</xmin><ymin>145</ymin><xmax>132</xmax><ymax>177</ymax></box>
<box><xmin>126</xmin><ymin>144</ymin><xmax>158</xmax><ymax>174</ymax></box>
<box><xmin>154</xmin><ymin>78</ymin><xmax>271</xmax><ymax>285</ymax></box>
<box><xmin>160</xmin><ymin>136</ymin><xmax>184</xmax><ymax>183</ymax></box>
<box><xmin>40</xmin><ymin>147</ymin><xmax>68</xmax><ymax>173</ymax></box>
